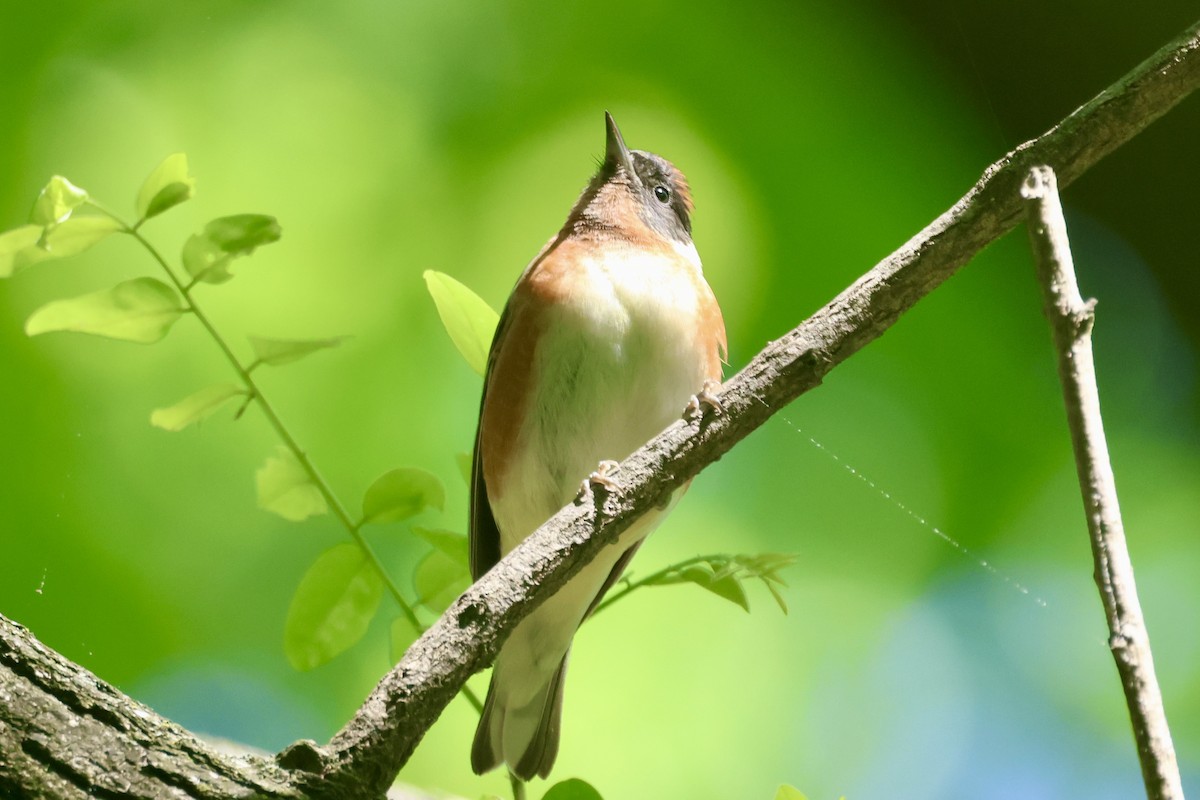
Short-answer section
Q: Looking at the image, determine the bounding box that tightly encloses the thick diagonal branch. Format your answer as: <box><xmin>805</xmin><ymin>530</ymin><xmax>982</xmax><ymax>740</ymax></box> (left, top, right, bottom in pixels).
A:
<box><xmin>313</xmin><ymin>19</ymin><xmax>1200</xmax><ymax>799</ymax></box>
<box><xmin>1022</xmin><ymin>165</ymin><xmax>1183</xmax><ymax>800</ymax></box>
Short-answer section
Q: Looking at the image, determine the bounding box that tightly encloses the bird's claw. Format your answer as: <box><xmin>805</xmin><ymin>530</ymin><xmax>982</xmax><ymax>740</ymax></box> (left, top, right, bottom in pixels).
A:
<box><xmin>685</xmin><ymin>378</ymin><xmax>725</xmax><ymax>418</ymax></box>
<box><xmin>577</xmin><ymin>459</ymin><xmax>620</xmax><ymax>501</ymax></box>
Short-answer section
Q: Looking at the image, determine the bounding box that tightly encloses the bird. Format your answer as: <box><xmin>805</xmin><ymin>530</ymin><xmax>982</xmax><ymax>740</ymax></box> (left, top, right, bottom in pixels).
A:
<box><xmin>468</xmin><ymin>111</ymin><xmax>726</xmax><ymax>782</ymax></box>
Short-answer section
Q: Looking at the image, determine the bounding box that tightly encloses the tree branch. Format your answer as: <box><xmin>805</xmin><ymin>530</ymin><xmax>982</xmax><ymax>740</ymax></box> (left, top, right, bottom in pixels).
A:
<box><xmin>2</xmin><ymin>17</ymin><xmax>1198</xmax><ymax>800</ymax></box>
<box><xmin>1021</xmin><ymin>165</ymin><xmax>1184</xmax><ymax>800</ymax></box>
<box><xmin>312</xmin><ymin>18</ymin><xmax>1200</xmax><ymax>798</ymax></box>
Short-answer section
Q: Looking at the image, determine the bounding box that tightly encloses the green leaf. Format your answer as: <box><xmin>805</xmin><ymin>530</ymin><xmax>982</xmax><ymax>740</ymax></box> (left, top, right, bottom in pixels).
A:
<box><xmin>179</xmin><ymin>215</ymin><xmax>280</xmax><ymax>285</ymax></box>
<box><xmin>136</xmin><ymin>153</ymin><xmax>195</xmax><ymax>221</ymax></box>
<box><xmin>774</xmin><ymin>786</ymin><xmax>808</xmax><ymax>800</ymax></box>
<box><xmin>182</xmin><ymin>233</ymin><xmax>235</xmax><ymax>284</ymax></box>
<box><xmin>25</xmin><ymin>277</ymin><xmax>185</xmax><ymax>343</ymax></box>
<box><xmin>204</xmin><ymin>214</ymin><xmax>281</xmax><ymax>256</ymax></box>
<box><xmin>542</xmin><ymin>778</ymin><xmax>605</xmax><ymax>800</ymax></box>
<box><xmin>455</xmin><ymin>452</ymin><xmax>472</xmax><ymax>486</ymax></box>
<box><xmin>361</xmin><ymin>467</ymin><xmax>445</xmax><ymax>525</ymax></box>
<box><xmin>41</xmin><ymin>216</ymin><xmax>123</xmax><ymax>258</ymax></box>
<box><xmin>410</xmin><ymin>527</ymin><xmax>469</xmax><ymax>567</ymax></box>
<box><xmin>256</xmin><ymin>446</ymin><xmax>328</xmax><ymax>522</ymax></box>
<box><xmin>0</xmin><ymin>225</ymin><xmax>48</xmax><ymax>278</ymax></box>
<box><xmin>389</xmin><ymin>615</ymin><xmax>422</xmax><ymax>664</ymax></box>
<box><xmin>284</xmin><ymin>543</ymin><xmax>383</xmax><ymax>671</ymax></box>
<box><xmin>150</xmin><ymin>383</ymin><xmax>246</xmax><ymax>432</ymax></box>
<box><xmin>413</xmin><ymin>549</ymin><xmax>470</xmax><ymax>611</ymax></box>
<box><xmin>682</xmin><ymin>565</ymin><xmax>750</xmax><ymax>612</ymax></box>
<box><xmin>31</xmin><ymin>176</ymin><xmax>89</xmax><ymax>225</ymax></box>
<box><xmin>248</xmin><ymin>335</ymin><xmax>346</xmax><ymax>368</ymax></box>
<box><xmin>423</xmin><ymin>270</ymin><xmax>499</xmax><ymax>377</ymax></box>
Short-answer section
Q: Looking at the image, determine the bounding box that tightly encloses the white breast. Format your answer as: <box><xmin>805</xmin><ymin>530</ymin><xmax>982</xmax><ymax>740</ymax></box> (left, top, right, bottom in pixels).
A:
<box><xmin>495</xmin><ymin>242</ymin><xmax>710</xmax><ymax>552</ymax></box>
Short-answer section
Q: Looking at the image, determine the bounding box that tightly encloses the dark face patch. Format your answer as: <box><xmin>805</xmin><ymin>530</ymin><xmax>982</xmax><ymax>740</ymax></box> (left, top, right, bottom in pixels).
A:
<box><xmin>628</xmin><ymin>150</ymin><xmax>693</xmax><ymax>244</ymax></box>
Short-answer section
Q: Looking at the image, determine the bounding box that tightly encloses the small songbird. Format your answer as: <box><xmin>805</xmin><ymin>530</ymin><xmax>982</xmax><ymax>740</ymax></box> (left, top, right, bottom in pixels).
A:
<box><xmin>469</xmin><ymin>112</ymin><xmax>726</xmax><ymax>781</ymax></box>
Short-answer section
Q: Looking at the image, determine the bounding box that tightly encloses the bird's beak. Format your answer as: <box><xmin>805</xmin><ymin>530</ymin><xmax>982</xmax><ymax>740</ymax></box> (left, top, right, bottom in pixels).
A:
<box><xmin>605</xmin><ymin>111</ymin><xmax>638</xmax><ymax>183</ymax></box>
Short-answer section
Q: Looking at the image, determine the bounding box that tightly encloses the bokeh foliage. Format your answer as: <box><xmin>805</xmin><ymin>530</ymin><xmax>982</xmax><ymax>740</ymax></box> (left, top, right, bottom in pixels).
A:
<box><xmin>1</xmin><ymin>2</ymin><xmax>1197</xmax><ymax>799</ymax></box>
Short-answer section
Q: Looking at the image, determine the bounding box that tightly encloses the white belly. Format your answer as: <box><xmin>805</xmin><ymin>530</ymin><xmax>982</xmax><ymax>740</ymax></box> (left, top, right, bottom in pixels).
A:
<box><xmin>488</xmin><ymin>245</ymin><xmax>710</xmax><ymax>698</ymax></box>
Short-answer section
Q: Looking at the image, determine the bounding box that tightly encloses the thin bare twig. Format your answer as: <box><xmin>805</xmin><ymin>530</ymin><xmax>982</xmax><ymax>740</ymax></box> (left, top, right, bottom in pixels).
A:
<box><xmin>1021</xmin><ymin>165</ymin><xmax>1184</xmax><ymax>800</ymax></box>
<box><xmin>310</xmin><ymin>19</ymin><xmax>1200</xmax><ymax>799</ymax></box>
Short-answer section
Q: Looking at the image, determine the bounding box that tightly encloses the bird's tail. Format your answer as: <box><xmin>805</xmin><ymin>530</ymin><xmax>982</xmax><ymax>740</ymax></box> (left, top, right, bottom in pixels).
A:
<box><xmin>471</xmin><ymin>653</ymin><xmax>569</xmax><ymax>781</ymax></box>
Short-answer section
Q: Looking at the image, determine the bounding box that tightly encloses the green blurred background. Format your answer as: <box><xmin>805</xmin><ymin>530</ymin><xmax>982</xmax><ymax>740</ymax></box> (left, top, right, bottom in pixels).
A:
<box><xmin>2</xmin><ymin>2</ymin><xmax>1197</xmax><ymax>798</ymax></box>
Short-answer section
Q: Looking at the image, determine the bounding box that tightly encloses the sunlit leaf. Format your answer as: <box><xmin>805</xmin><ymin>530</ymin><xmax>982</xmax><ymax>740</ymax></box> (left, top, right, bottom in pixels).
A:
<box><xmin>150</xmin><ymin>383</ymin><xmax>246</xmax><ymax>432</ymax></box>
<box><xmin>30</xmin><ymin>176</ymin><xmax>89</xmax><ymax>225</ymax></box>
<box><xmin>284</xmin><ymin>543</ymin><xmax>383</xmax><ymax>671</ymax></box>
<box><xmin>0</xmin><ymin>225</ymin><xmax>47</xmax><ymax>278</ymax></box>
<box><xmin>361</xmin><ymin>467</ymin><xmax>445</xmax><ymax>525</ymax></box>
<box><xmin>42</xmin><ymin>216</ymin><xmax>123</xmax><ymax>258</ymax></box>
<box><xmin>389</xmin><ymin>615</ymin><xmax>422</xmax><ymax>664</ymax></box>
<box><xmin>413</xmin><ymin>549</ymin><xmax>469</xmax><ymax>611</ymax></box>
<box><xmin>410</xmin><ymin>527</ymin><xmax>469</xmax><ymax>567</ymax></box>
<box><xmin>25</xmin><ymin>277</ymin><xmax>185</xmax><ymax>343</ymax></box>
<box><xmin>136</xmin><ymin>153</ymin><xmax>195</xmax><ymax>221</ymax></box>
<box><xmin>205</xmin><ymin>214</ymin><xmax>281</xmax><ymax>256</ymax></box>
<box><xmin>455</xmin><ymin>452</ymin><xmax>472</xmax><ymax>486</ymax></box>
<box><xmin>423</xmin><ymin>270</ymin><xmax>499</xmax><ymax>377</ymax></box>
<box><xmin>256</xmin><ymin>446</ymin><xmax>327</xmax><ymax>522</ymax></box>
<box><xmin>248</xmin><ymin>335</ymin><xmax>346</xmax><ymax>368</ymax></box>
<box><xmin>543</xmin><ymin>778</ymin><xmax>605</xmax><ymax>800</ymax></box>
<box><xmin>182</xmin><ymin>233</ymin><xmax>235</xmax><ymax>284</ymax></box>
<box><xmin>681</xmin><ymin>565</ymin><xmax>750</xmax><ymax>612</ymax></box>
<box><xmin>774</xmin><ymin>786</ymin><xmax>807</xmax><ymax>800</ymax></box>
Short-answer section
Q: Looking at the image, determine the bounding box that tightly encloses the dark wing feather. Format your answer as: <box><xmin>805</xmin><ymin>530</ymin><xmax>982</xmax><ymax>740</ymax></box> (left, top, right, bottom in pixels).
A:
<box><xmin>469</xmin><ymin>300</ymin><xmax>514</xmax><ymax>581</ymax></box>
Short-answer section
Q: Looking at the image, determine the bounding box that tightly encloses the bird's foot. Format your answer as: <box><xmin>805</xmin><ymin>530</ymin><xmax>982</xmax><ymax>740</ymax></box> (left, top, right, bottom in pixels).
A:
<box><xmin>577</xmin><ymin>459</ymin><xmax>620</xmax><ymax>501</ymax></box>
<box><xmin>684</xmin><ymin>378</ymin><xmax>725</xmax><ymax>418</ymax></box>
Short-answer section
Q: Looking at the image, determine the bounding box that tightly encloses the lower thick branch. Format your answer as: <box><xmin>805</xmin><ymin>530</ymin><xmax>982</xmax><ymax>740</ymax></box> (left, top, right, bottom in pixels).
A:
<box><xmin>0</xmin><ymin>613</ymin><xmax>300</xmax><ymax>800</ymax></box>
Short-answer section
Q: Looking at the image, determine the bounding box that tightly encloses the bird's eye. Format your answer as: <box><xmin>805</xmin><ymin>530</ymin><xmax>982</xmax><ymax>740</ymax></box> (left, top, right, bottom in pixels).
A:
<box><xmin>653</xmin><ymin>185</ymin><xmax>670</xmax><ymax>203</ymax></box>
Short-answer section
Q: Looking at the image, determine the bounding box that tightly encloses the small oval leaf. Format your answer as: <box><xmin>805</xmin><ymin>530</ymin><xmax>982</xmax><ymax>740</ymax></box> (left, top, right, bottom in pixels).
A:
<box><xmin>136</xmin><ymin>153</ymin><xmax>195</xmax><ymax>221</ymax></box>
<box><xmin>150</xmin><ymin>383</ymin><xmax>246</xmax><ymax>432</ymax></box>
<box><xmin>204</xmin><ymin>213</ymin><xmax>281</xmax><ymax>255</ymax></box>
<box><xmin>182</xmin><ymin>233</ymin><xmax>235</xmax><ymax>284</ymax></box>
<box><xmin>284</xmin><ymin>543</ymin><xmax>384</xmax><ymax>671</ymax></box>
<box><xmin>361</xmin><ymin>467</ymin><xmax>445</xmax><ymax>525</ymax></box>
<box><xmin>410</xmin><ymin>527</ymin><xmax>469</xmax><ymax>567</ymax></box>
<box><xmin>31</xmin><ymin>176</ymin><xmax>89</xmax><ymax>225</ymax></box>
<box><xmin>389</xmin><ymin>615</ymin><xmax>422</xmax><ymax>664</ymax></box>
<box><xmin>256</xmin><ymin>446</ymin><xmax>328</xmax><ymax>522</ymax></box>
<box><xmin>423</xmin><ymin>270</ymin><xmax>499</xmax><ymax>377</ymax></box>
<box><xmin>413</xmin><ymin>549</ymin><xmax>470</xmax><ymax>612</ymax></box>
<box><xmin>0</xmin><ymin>225</ymin><xmax>47</xmax><ymax>278</ymax></box>
<box><xmin>543</xmin><ymin>778</ymin><xmax>605</xmax><ymax>800</ymax></box>
<box><xmin>42</xmin><ymin>216</ymin><xmax>123</xmax><ymax>258</ymax></box>
<box><xmin>25</xmin><ymin>277</ymin><xmax>185</xmax><ymax>343</ymax></box>
<box><xmin>248</xmin><ymin>335</ymin><xmax>346</xmax><ymax>368</ymax></box>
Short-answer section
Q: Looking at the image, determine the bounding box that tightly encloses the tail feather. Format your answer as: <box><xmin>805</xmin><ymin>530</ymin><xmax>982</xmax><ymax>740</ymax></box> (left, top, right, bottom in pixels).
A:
<box><xmin>471</xmin><ymin>654</ymin><xmax>570</xmax><ymax>781</ymax></box>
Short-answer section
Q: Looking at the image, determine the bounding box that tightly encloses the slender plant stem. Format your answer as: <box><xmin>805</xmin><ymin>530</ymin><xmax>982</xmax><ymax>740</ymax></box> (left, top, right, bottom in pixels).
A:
<box><xmin>85</xmin><ymin>201</ymin><xmax>426</xmax><ymax>630</ymax></box>
<box><xmin>1021</xmin><ymin>166</ymin><xmax>1183</xmax><ymax>800</ymax></box>
<box><xmin>592</xmin><ymin>555</ymin><xmax>711</xmax><ymax>614</ymax></box>
<box><xmin>97</xmin><ymin>201</ymin><xmax>487</xmax><ymax>714</ymax></box>
<box><xmin>508</xmin><ymin>771</ymin><xmax>526</xmax><ymax>800</ymax></box>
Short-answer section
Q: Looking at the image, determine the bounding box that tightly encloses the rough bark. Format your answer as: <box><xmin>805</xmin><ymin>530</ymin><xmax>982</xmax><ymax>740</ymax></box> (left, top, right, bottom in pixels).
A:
<box><xmin>1023</xmin><ymin>165</ymin><xmax>1184</xmax><ymax>800</ymax></box>
<box><xmin>1</xmin><ymin>17</ymin><xmax>1198</xmax><ymax>800</ymax></box>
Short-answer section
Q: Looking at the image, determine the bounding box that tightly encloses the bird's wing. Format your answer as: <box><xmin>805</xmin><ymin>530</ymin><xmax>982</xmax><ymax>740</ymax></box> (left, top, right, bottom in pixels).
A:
<box><xmin>468</xmin><ymin>299</ymin><xmax>513</xmax><ymax>582</ymax></box>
